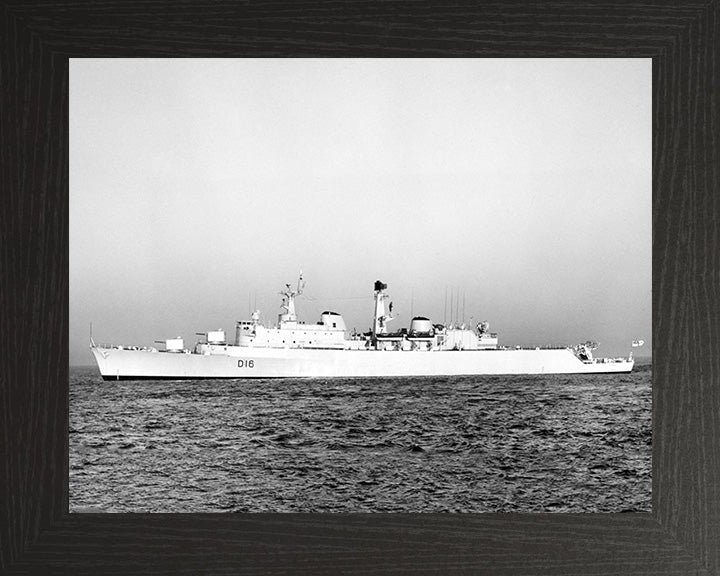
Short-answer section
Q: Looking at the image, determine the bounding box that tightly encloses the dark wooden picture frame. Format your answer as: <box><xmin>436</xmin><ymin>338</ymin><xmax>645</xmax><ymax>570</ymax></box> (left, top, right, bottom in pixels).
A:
<box><xmin>2</xmin><ymin>2</ymin><xmax>718</xmax><ymax>574</ymax></box>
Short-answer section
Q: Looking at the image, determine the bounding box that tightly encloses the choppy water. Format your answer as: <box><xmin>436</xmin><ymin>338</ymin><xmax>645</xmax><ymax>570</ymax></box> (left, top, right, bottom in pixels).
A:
<box><xmin>70</xmin><ymin>362</ymin><xmax>651</xmax><ymax>513</ymax></box>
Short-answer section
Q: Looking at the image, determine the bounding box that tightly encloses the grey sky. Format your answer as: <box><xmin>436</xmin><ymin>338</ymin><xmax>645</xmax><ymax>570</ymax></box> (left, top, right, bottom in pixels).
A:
<box><xmin>70</xmin><ymin>58</ymin><xmax>651</xmax><ymax>365</ymax></box>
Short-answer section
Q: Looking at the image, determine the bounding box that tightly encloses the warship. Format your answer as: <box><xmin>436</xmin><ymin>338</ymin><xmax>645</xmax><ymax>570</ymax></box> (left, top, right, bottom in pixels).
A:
<box><xmin>91</xmin><ymin>275</ymin><xmax>636</xmax><ymax>380</ymax></box>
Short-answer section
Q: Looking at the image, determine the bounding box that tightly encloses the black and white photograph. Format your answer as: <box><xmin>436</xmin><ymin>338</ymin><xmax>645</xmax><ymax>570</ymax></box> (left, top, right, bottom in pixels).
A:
<box><xmin>69</xmin><ymin>58</ymin><xmax>651</xmax><ymax>513</ymax></box>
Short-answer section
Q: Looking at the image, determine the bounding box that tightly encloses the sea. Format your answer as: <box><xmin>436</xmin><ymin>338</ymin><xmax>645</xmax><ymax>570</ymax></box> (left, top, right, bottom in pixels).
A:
<box><xmin>69</xmin><ymin>360</ymin><xmax>652</xmax><ymax>513</ymax></box>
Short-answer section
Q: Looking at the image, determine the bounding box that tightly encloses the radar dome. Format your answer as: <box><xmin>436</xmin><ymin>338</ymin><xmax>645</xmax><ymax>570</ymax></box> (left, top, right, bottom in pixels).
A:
<box><xmin>410</xmin><ymin>316</ymin><xmax>433</xmax><ymax>334</ymax></box>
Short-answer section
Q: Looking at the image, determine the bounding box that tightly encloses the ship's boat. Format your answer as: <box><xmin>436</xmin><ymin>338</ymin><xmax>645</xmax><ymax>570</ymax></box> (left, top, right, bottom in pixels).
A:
<box><xmin>90</xmin><ymin>275</ymin><xmax>636</xmax><ymax>380</ymax></box>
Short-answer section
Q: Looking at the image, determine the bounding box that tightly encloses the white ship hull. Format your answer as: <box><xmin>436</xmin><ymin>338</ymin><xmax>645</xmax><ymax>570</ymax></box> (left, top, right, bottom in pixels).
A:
<box><xmin>91</xmin><ymin>345</ymin><xmax>633</xmax><ymax>380</ymax></box>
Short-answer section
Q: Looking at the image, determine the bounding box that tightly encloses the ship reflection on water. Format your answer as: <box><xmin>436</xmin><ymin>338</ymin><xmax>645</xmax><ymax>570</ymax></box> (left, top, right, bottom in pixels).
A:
<box><xmin>70</xmin><ymin>361</ymin><xmax>651</xmax><ymax>513</ymax></box>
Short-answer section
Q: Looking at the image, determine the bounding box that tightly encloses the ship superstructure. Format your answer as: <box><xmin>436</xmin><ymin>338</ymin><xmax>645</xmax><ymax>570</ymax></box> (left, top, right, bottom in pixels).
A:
<box><xmin>91</xmin><ymin>275</ymin><xmax>636</xmax><ymax>380</ymax></box>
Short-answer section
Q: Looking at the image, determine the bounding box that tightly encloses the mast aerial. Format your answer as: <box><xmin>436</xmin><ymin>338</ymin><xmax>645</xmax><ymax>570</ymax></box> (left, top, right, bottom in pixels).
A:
<box><xmin>278</xmin><ymin>272</ymin><xmax>305</xmax><ymax>324</ymax></box>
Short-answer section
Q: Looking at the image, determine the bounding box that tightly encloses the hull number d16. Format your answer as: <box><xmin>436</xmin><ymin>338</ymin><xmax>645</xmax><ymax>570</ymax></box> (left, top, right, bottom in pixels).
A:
<box><xmin>238</xmin><ymin>359</ymin><xmax>255</xmax><ymax>368</ymax></box>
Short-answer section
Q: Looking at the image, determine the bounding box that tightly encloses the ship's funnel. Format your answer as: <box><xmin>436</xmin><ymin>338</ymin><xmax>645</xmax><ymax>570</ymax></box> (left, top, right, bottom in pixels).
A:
<box><xmin>374</xmin><ymin>280</ymin><xmax>387</xmax><ymax>292</ymax></box>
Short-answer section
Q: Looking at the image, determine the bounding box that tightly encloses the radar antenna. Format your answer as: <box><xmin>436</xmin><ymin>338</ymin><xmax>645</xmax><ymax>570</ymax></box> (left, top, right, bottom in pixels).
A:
<box><xmin>297</xmin><ymin>271</ymin><xmax>306</xmax><ymax>295</ymax></box>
